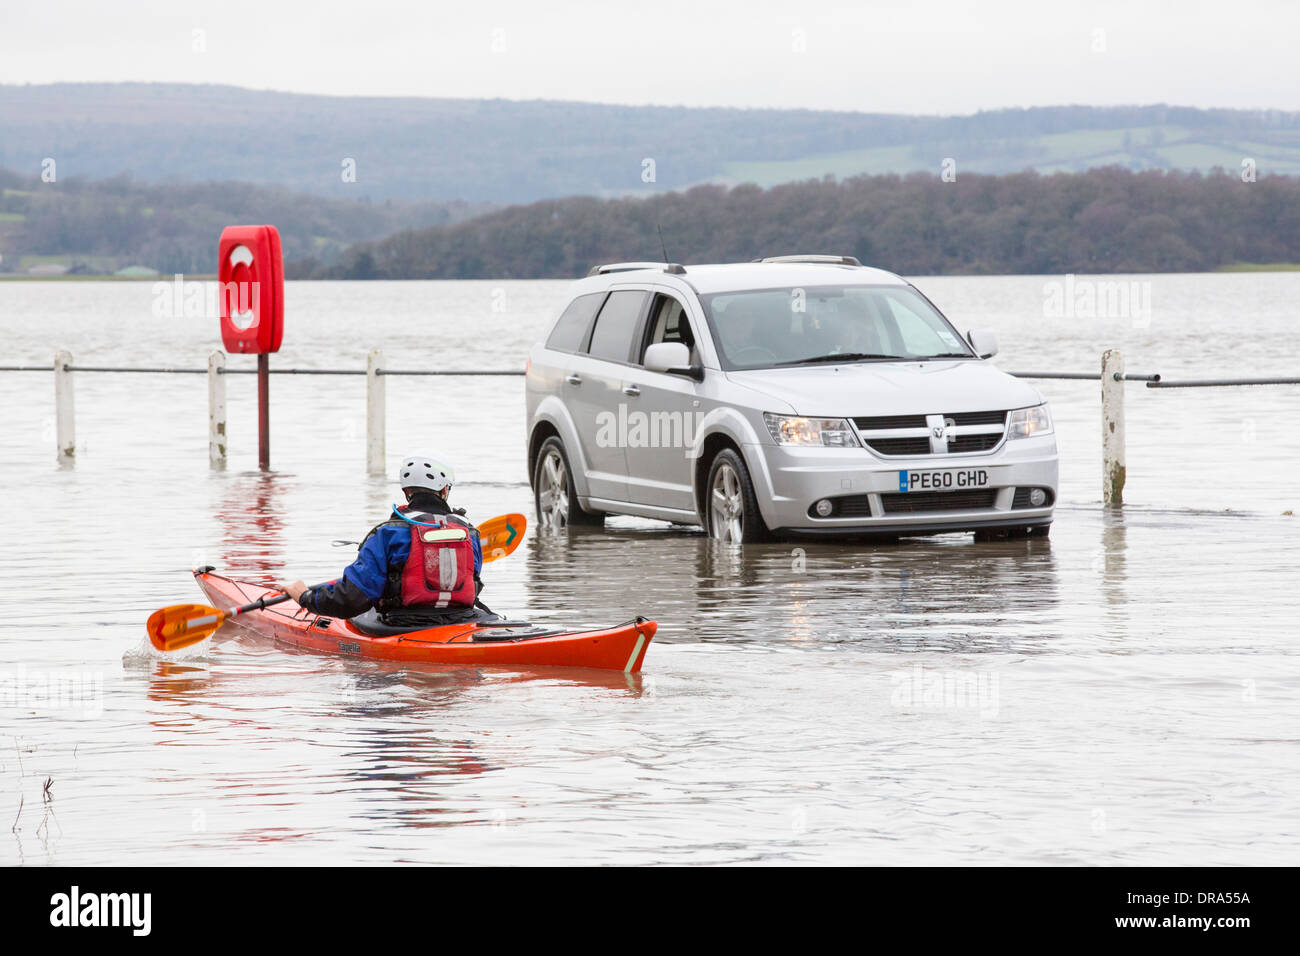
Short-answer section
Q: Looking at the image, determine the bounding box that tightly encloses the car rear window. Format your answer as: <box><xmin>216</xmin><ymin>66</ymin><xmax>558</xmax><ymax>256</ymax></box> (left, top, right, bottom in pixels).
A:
<box><xmin>587</xmin><ymin>290</ymin><xmax>650</xmax><ymax>363</ymax></box>
<box><xmin>546</xmin><ymin>292</ymin><xmax>606</xmax><ymax>353</ymax></box>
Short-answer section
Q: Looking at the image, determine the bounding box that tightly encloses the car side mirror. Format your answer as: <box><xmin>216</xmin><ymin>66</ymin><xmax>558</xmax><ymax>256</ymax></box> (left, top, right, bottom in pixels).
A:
<box><xmin>644</xmin><ymin>342</ymin><xmax>704</xmax><ymax>381</ymax></box>
<box><xmin>966</xmin><ymin>329</ymin><xmax>999</xmax><ymax>359</ymax></box>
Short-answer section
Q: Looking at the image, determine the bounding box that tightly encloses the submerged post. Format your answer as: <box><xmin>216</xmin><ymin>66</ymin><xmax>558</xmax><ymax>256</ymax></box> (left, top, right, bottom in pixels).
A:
<box><xmin>366</xmin><ymin>348</ymin><xmax>385</xmax><ymax>476</ymax></box>
<box><xmin>257</xmin><ymin>352</ymin><xmax>270</xmax><ymax>471</ymax></box>
<box><xmin>208</xmin><ymin>351</ymin><xmax>227</xmax><ymax>469</ymax></box>
<box><xmin>54</xmin><ymin>350</ymin><xmax>75</xmax><ymax>465</ymax></box>
<box><xmin>1102</xmin><ymin>349</ymin><xmax>1126</xmax><ymax>506</ymax></box>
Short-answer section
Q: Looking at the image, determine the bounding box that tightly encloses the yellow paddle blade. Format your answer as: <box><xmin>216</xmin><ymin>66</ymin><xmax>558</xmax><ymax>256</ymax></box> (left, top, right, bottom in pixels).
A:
<box><xmin>479</xmin><ymin>513</ymin><xmax>527</xmax><ymax>562</ymax></box>
<box><xmin>145</xmin><ymin>603</ymin><xmax>228</xmax><ymax>652</ymax></box>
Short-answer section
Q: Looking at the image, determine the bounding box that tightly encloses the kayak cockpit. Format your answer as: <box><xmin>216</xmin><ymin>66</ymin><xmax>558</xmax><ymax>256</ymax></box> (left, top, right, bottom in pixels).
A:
<box><xmin>348</xmin><ymin>608</ymin><xmax>564</xmax><ymax>642</ymax></box>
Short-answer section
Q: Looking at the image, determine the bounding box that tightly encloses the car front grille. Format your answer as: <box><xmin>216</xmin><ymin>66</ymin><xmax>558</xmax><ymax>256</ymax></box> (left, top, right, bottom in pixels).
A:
<box><xmin>853</xmin><ymin>410</ymin><xmax>1008</xmax><ymax>457</ymax></box>
<box><xmin>853</xmin><ymin>414</ymin><xmax>928</xmax><ymax>430</ymax></box>
<box><xmin>949</xmin><ymin>410</ymin><xmax>1008</xmax><ymax>426</ymax></box>
<box><xmin>946</xmin><ymin>433</ymin><xmax>1003</xmax><ymax>453</ymax></box>
<box><xmin>862</xmin><ymin>437</ymin><xmax>932</xmax><ymax>456</ymax></box>
<box><xmin>879</xmin><ymin>490</ymin><xmax>998</xmax><ymax>514</ymax></box>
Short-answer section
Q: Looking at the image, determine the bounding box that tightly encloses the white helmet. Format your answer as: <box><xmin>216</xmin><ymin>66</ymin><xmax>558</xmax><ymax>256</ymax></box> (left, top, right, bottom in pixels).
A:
<box><xmin>398</xmin><ymin>453</ymin><xmax>455</xmax><ymax>494</ymax></box>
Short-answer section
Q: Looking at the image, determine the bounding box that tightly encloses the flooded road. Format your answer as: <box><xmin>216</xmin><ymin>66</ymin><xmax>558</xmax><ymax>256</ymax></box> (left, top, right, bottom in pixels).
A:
<box><xmin>1</xmin><ymin>275</ymin><xmax>1297</xmax><ymax>864</ymax></box>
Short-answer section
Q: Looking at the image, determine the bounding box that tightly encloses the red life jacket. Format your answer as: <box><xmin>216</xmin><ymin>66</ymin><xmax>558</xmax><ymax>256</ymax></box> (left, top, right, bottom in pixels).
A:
<box><xmin>397</xmin><ymin>512</ymin><xmax>477</xmax><ymax>609</ymax></box>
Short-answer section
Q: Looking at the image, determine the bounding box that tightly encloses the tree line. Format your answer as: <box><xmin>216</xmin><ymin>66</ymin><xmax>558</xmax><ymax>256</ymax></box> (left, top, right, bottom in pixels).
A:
<box><xmin>321</xmin><ymin>167</ymin><xmax>1300</xmax><ymax>278</ymax></box>
<box><xmin>4</xmin><ymin>165</ymin><xmax>1296</xmax><ymax>279</ymax></box>
<box><xmin>0</xmin><ymin>168</ymin><xmax>490</xmax><ymax>275</ymax></box>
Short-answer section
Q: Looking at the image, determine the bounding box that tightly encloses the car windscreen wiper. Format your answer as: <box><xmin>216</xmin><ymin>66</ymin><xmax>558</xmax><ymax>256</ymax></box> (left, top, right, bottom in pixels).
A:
<box><xmin>913</xmin><ymin>352</ymin><xmax>975</xmax><ymax>359</ymax></box>
<box><xmin>776</xmin><ymin>352</ymin><xmax>898</xmax><ymax>366</ymax></box>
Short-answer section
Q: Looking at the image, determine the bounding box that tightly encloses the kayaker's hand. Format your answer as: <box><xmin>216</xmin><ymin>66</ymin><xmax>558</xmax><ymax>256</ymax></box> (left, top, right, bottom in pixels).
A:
<box><xmin>281</xmin><ymin>580</ymin><xmax>308</xmax><ymax>603</ymax></box>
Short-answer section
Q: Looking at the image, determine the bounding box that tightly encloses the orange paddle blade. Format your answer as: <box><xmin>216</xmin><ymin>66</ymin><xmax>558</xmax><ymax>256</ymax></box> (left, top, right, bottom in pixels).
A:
<box><xmin>145</xmin><ymin>603</ymin><xmax>228</xmax><ymax>652</ymax></box>
<box><xmin>479</xmin><ymin>513</ymin><xmax>526</xmax><ymax>562</ymax></box>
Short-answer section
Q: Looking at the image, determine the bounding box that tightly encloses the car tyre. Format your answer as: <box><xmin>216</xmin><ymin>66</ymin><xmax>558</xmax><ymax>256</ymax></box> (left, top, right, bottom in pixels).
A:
<box><xmin>704</xmin><ymin>448</ymin><xmax>770</xmax><ymax>543</ymax></box>
<box><xmin>534</xmin><ymin>436</ymin><xmax>604</xmax><ymax>529</ymax></box>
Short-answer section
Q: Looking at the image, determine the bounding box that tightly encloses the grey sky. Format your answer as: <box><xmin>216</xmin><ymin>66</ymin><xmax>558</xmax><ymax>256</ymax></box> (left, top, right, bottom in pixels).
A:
<box><xmin>2</xmin><ymin>0</ymin><xmax>1297</xmax><ymax>114</ymax></box>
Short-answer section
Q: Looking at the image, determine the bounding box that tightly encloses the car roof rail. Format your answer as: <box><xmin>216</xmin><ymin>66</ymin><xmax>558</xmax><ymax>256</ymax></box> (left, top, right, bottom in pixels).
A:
<box><xmin>587</xmin><ymin>262</ymin><xmax>687</xmax><ymax>277</ymax></box>
<box><xmin>753</xmin><ymin>254</ymin><xmax>863</xmax><ymax>266</ymax></box>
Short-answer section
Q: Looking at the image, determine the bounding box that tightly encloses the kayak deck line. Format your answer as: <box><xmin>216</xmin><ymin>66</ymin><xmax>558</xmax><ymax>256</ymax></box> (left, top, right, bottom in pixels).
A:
<box><xmin>192</xmin><ymin>569</ymin><xmax>656</xmax><ymax>672</ymax></box>
<box><xmin>396</xmin><ymin>626</ymin><xmax>481</xmax><ymax>645</ymax></box>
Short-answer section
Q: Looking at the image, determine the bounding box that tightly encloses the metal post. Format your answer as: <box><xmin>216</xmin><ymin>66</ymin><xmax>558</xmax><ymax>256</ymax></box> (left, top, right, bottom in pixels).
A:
<box><xmin>1102</xmin><ymin>349</ymin><xmax>1126</xmax><ymax>506</ymax></box>
<box><xmin>367</xmin><ymin>348</ymin><xmax>386</xmax><ymax>476</ymax></box>
<box><xmin>257</xmin><ymin>352</ymin><xmax>270</xmax><ymax>471</ymax></box>
<box><xmin>54</xmin><ymin>350</ymin><xmax>75</xmax><ymax>465</ymax></box>
<box><xmin>208</xmin><ymin>351</ymin><xmax>227</xmax><ymax>469</ymax></box>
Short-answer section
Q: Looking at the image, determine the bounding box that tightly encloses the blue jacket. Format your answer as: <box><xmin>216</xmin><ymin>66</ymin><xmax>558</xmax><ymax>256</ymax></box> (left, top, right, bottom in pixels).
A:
<box><xmin>300</xmin><ymin>493</ymin><xmax>482</xmax><ymax>618</ymax></box>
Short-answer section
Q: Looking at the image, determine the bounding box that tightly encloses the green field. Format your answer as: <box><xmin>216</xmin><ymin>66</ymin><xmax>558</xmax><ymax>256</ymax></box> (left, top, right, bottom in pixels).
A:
<box><xmin>722</xmin><ymin>125</ymin><xmax>1300</xmax><ymax>185</ymax></box>
<box><xmin>0</xmin><ymin>273</ymin><xmax>163</xmax><ymax>281</ymax></box>
<box><xmin>1215</xmin><ymin>262</ymin><xmax>1300</xmax><ymax>272</ymax></box>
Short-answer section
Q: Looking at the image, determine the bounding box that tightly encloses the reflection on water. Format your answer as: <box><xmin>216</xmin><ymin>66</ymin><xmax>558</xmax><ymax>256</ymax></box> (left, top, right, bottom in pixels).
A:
<box><xmin>215</xmin><ymin>472</ymin><xmax>292</xmax><ymax>581</ymax></box>
<box><xmin>525</xmin><ymin>522</ymin><xmax>1060</xmax><ymax>653</ymax></box>
<box><xmin>1099</xmin><ymin>508</ymin><xmax>1129</xmax><ymax>628</ymax></box>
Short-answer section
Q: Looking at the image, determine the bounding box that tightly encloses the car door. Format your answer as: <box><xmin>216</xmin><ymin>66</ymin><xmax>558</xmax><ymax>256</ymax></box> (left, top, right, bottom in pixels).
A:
<box><xmin>563</xmin><ymin>288</ymin><xmax>652</xmax><ymax>505</ymax></box>
<box><xmin>622</xmin><ymin>291</ymin><xmax>705</xmax><ymax>514</ymax></box>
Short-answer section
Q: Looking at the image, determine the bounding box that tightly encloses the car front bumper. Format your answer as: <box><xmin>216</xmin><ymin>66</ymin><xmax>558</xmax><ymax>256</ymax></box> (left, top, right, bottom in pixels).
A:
<box><xmin>743</xmin><ymin>435</ymin><xmax>1059</xmax><ymax>534</ymax></box>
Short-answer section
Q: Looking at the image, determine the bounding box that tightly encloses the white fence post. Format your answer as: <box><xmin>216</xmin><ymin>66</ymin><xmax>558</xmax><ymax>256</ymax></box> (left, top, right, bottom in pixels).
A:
<box><xmin>54</xmin><ymin>350</ymin><xmax>75</xmax><ymax>465</ymax></box>
<box><xmin>366</xmin><ymin>348</ymin><xmax>385</xmax><ymax>476</ymax></box>
<box><xmin>208</xmin><ymin>350</ymin><xmax>227</xmax><ymax>469</ymax></box>
<box><xmin>1102</xmin><ymin>349</ymin><xmax>1126</xmax><ymax>506</ymax></box>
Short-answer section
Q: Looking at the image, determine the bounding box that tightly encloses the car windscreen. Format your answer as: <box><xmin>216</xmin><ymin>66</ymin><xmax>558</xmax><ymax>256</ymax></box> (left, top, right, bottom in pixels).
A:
<box><xmin>699</xmin><ymin>284</ymin><xmax>973</xmax><ymax>370</ymax></box>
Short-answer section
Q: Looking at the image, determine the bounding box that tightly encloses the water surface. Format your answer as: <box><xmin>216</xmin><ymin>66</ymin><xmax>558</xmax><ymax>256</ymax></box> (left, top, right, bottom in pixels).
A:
<box><xmin>1</xmin><ymin>275</ymin><xmax>1297</xmax><ymax>864</ymax></box>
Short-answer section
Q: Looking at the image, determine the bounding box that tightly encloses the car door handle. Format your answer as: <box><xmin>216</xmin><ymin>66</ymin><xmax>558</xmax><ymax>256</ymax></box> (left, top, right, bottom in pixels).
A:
<box><xmin>565</xmin><ymin>373</ymin><xmax>582</xmax><ymax>386</ymax></box>
<box><xmin>623</xmin><ymin>384</ymin><xmax>641</xmax><ymax>397</ymax></box>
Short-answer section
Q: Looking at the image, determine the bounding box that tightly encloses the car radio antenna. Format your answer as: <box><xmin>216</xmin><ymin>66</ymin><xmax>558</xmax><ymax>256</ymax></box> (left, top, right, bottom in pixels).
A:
<box><xmin>657</xmin><ymin>224</ymin><xmax>670</xmax><ymax>264</ymax></box>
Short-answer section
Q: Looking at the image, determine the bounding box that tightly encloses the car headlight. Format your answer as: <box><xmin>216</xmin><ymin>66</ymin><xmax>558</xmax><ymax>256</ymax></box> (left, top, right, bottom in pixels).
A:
<box><xmin>763</xmin><ymin>413</ymin><xmax>860</xmax><ymax>447</ymax></box>
<box><xmin>1008</xmin><ymin>404</ymin><xmax>1053</xmax><ymax>439</ymax></box>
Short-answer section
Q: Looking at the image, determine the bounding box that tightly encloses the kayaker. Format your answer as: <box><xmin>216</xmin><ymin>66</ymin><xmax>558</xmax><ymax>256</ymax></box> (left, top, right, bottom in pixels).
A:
<box><xmin>280</xmin><ymin>453</ymin><xmax>486</xmax><ymax>623</ymax></box>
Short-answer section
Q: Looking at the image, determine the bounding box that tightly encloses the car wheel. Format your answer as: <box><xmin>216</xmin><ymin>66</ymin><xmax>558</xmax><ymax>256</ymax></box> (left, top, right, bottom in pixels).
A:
<box><xmin>705</xmin><ymin>448</ymin><xmax>770</xmax><ymax>543</ymax></box>
<box><xmin>534</xmin><ymin>436</ymin><xmax>603</xmax><ymax>530</ymax></box>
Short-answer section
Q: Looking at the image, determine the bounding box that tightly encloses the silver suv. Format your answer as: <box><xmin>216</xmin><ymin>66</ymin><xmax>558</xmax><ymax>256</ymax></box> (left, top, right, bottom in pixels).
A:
<box><xmin>525</xmin><ymin>256</ymin><xmax>1058</xmax><ymax>542</ymax></box>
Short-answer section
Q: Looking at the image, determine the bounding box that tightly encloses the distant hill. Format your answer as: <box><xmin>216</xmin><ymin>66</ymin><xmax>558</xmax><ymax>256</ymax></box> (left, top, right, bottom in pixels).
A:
<box><xmin>3</xmin><ymin>83</ymin><xmax>1300</xmax><ymax>203</ymax></box>
<box><xmin>323</xmin><ymin>168</ymin><xmax>1300</xmax><ymax>279</ymax></box>
<box><xmin>0</xmin><ymin>168</ymin><xmax>490</xmax><ymax>276</ymax></box>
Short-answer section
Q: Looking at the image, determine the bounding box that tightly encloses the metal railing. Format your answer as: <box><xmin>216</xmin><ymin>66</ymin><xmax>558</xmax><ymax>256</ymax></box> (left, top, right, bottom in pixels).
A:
<box><xmin>6</xmin><ymin>350</ymin><xmax>1297</xmax><ymax>504</ymax></box>
<box><xmin>0</xmin><ymin>365</ymin><xmax>522</xmax><ymax>375</ymax></box>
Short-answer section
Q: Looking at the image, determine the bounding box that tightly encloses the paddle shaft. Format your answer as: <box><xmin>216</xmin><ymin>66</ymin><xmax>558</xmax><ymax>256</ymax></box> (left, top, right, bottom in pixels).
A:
<box><xmin>227</xmin><ymin>580</ymin><xmax>335</xmax><ymax>622</ymax></box>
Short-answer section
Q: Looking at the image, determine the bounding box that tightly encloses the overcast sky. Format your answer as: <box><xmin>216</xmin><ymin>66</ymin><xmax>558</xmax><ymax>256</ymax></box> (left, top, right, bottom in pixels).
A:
<box><xmin>2</xmin><ymin>0</ymin><xmax>1297</xmax><ymax>114</ymax></box>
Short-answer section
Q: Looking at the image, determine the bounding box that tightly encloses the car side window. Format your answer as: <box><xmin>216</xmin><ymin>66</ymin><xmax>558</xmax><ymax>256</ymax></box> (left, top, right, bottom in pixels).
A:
<box><xmin>586</xmin><ymin>290</ymin><xmax>650</xmax><ymax>364</ymax></box>
<box><xmin>640</xmin><ymin>294</ymin><xmax>698</xmax><ymax>364</ymax></box>
<box><xmin>546</xmin><ymin>292</ymin><xmax>606</xmax><ymax>353</ymax></box>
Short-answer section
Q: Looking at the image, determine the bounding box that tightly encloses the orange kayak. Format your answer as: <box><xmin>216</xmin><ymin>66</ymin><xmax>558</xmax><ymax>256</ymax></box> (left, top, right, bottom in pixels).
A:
<box><xmin>193</xmin><ymin>570</ymin><xmax>656</xmax><ymax>673</ymax></box>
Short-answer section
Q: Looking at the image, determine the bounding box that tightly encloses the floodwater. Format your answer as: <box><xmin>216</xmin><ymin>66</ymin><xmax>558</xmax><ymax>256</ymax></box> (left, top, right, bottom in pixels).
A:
<box><xmin>1</xmin><ymin>274</ymin><xmax>1297</xmax><ymax>865</ymax></box>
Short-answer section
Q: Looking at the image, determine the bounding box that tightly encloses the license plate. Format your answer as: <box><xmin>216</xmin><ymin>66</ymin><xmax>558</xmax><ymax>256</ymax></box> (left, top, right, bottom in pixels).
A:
<box><xmin>899</xmin><ymin>468</ymin><xmax>990</xmax><ymax>492</ymax></box>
